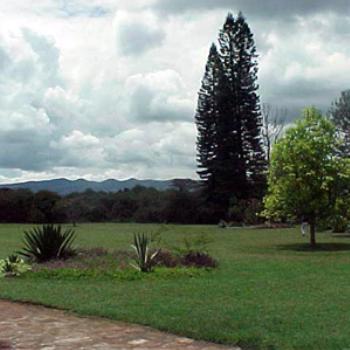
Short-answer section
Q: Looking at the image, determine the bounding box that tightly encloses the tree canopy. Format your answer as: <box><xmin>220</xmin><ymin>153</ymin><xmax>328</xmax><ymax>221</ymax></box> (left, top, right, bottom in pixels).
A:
<box><xmin>263</xmin><ymin>107</ymin><xmax>350</xmax><ymax>246</ymax></box>
<box><xmin>329</xmin><ymin>89</ymin><xmax>350</xmax><ymax>157</ymax></box>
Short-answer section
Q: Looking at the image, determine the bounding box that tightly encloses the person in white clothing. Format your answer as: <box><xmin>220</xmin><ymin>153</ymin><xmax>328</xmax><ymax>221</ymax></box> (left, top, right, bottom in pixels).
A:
<box><xmin>301</xmin><ymin>220</ymin><xmax>308</xmax><ymax>236</ymax></box>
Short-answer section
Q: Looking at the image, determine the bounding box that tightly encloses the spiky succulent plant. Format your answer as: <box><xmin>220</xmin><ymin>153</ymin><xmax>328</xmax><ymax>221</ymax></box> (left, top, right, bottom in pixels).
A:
<box><xmin>131</xmin><ymin>233</ymin><xmax>159</xmax><ymax>272</ymax></box>
<box><xmin>18</xmin><ymin>224</ymin><xmax>76</xmax><ymax>262</ymax></box>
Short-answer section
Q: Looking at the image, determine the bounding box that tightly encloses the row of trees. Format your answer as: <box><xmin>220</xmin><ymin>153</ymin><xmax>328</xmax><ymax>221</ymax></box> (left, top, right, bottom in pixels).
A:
<box><xmin>0</xmin><ymin>186</ymin><xmax>223</xmax><ymax>225</ymax></box>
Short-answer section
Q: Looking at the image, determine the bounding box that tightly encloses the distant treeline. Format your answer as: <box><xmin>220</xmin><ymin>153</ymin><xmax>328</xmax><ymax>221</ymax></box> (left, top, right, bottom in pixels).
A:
<box><xmin>0</xmin><ymin>184</ymin><xmax>263</xmax><ymax>225</ymax></box>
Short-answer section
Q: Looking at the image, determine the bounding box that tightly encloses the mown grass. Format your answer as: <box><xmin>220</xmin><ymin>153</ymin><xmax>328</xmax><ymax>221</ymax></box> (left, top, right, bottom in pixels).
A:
<box><xmin>1</xmin><ymin>223</ymin><xmax>350</xmax><ymax>349</ymax></box>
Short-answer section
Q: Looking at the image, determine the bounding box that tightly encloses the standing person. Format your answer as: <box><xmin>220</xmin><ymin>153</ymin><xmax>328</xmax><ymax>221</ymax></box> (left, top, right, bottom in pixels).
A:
<box><xmin>301</xmin><ymin>217</ymin><xmax>308</xmax><ymax>237</ymax></box>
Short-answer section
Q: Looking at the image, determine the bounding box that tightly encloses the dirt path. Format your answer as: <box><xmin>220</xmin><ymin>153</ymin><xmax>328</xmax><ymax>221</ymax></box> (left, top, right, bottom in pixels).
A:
<box><xmin>0</xmin><ymin>300</ymin><xmax>239</xmax><ymax>350</ymax></box>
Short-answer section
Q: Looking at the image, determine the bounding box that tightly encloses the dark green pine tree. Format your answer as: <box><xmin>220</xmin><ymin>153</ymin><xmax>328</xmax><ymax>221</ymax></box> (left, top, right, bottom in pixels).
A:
<box><xmin>195</xmin><ymin>43</ymin><xmax>238</xmax><ymax>216</ymax></box>
<box><xmin>195</xmin><ymin>44</ymin><xmax>222</xmax><ymax>201</ymax></box>
<box><xmin>218</xmin><ymin>12</ymin><xmax>267</xmax><ymax>200</ymax></box>
<box><xmin>195</xmin><ymin>12</ymin><xmax>267</xmax><ymax>219</ymax></box>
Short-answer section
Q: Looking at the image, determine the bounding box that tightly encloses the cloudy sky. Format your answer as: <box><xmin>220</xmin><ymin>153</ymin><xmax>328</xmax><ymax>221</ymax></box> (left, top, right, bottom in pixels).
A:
<box><xmin>0</xmin><ymin>0</ymin><xmax>349</xmax><ymax>183</ymax></box>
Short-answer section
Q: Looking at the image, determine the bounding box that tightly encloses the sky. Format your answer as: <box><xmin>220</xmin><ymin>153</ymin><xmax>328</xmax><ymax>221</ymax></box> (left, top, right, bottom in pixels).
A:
<box><xmin>0</xmin><ymin>0</ymin><xmax>350</xmax><ymax>183</ymax></box>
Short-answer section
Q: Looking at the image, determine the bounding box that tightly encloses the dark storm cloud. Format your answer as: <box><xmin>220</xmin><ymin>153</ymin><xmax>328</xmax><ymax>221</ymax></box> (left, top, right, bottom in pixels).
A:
<box><xmin>261</xmin><ymin>78</ymin><xmax>344</xmax><ymax>122</ymax></box>
<box><xmin>152</xmin><ymin>0</ymin><xmax>350</xmax><ymax>18</ymax></box>
<box><xmin>0</xmin><ymin>130</ymin><xmax>59</xmax><ymax>171</ymax></box>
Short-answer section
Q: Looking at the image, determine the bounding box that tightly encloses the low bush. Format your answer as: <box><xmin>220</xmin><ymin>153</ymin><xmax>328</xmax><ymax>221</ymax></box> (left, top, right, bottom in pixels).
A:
<box><xmin>181</xmin><ymin>252</ymin><xmax>218</xmax><ymax>268</ymax></box>
<box><xmin>153</xmin><ymin>249</ymin><xmax>179</xmax><ymax>267</ymax></box>
<box><xmin>0</xmin><ymin>254</ymin><xmax>31</xmax><ymax>277</ymax></box>
<box><xmin>228</xmin><ymin>198</ymin><xmax>264</xmax><ymax>225</ymax></box>
<box><xmin>161</xmin><ymin>233</ymin><xmax>218</xmax><ymax>269</ymax></box>
<box><xmin>332</xmin><ymin>215</ymin><xmax>349</xmax><ymax>233</ymax></box>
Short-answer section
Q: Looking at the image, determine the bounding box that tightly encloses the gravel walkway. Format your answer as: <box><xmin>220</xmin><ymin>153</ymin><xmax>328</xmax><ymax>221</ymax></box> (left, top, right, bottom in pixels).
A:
<box><xmin>0</xmin><ymin>300</ymin><xmax>239</xmax><ymax>350</ymax></box>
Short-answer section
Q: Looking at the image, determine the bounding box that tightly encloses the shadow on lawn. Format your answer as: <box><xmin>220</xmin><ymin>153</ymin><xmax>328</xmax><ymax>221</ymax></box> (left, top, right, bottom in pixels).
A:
<box><xmin>277</xmin><ymin>242</ymin><xmax>350</xmax><ymax>252</ymax></box>
<box><xmin>331</xmin><ymin>234</ymin><xmax>350</xmax><ymax>238</ymax></box>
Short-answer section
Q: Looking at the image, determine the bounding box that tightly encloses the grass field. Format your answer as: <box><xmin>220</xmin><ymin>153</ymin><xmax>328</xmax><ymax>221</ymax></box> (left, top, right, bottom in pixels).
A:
<box><xmin>1</xmin><ymin>223</ymin><xmax>350</xmax><ymax>350</ymax></box>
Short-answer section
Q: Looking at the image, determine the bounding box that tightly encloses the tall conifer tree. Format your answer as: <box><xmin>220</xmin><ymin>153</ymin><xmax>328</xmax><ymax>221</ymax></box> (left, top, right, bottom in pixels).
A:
<box><xmin>195</xmin><ymin>44</ymin><xmax>221</xmax><ymax>200</ymax></box>
<box><xmin>195</xmin><ymin>12</ymin><xmax>266</xmax><ymax>217</ymax></box>
<box><xmin>218</xmin><ymin>12</ymin><xmax>266</xmax><ymax>198</ymax></box>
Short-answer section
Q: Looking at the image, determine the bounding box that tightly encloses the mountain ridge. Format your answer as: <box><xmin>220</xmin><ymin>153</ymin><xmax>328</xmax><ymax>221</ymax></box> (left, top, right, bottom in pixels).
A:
<box><xmin>0</xmin><ymin>178</ymin><xmax>196</xmax><ymax>195</ymax></box>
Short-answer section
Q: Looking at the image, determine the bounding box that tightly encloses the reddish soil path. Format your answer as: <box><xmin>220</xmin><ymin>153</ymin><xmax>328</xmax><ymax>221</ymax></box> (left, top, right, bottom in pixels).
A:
<box><xmin>0</xmin><ymin>300</ymin><xmax>239</xmax><ymax>350</ymax></box>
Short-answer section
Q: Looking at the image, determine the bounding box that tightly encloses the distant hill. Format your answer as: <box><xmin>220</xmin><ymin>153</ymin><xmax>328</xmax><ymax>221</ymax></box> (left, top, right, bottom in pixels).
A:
<box><xmin>0</xmin><ymin>178</ymin><xmax>197</xmax><ymax>196</ymax></box>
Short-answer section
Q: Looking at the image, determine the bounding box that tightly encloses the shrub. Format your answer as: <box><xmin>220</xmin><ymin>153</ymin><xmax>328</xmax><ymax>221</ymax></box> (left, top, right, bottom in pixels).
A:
<box><xmin>243</xmin><ymin>199</ymin><xmax>264</xmax><ymax>225</ymax></box>
<box><xmin>170</xmin><ymin>234</ymin><xmax>218</xmax><ymax>268</ymax></box>
<box><xmin>130</xmin><ymin>233</ymin><xmax>159</xmax><ymax>272</ymax></box>
<box><xmin>332</xmin><ymin>196</ymin><xmax>350</xmax><ymax>232</ymax></box>
<box><xmin>229</xmin><ymin>198</ymin><xmax>263</xmax><ymax>225</ymax></box>
<box><xmin>153</xmin><ymin>249</ymin><xmax>179</xmax><ymax>267</ymax></box>
<box><xmin>332</xmin><ymin>215</ymin><xmax>349</xmax><ymax>233</ymax></box>
<box><xmin>18</xmin><ymin>224</ymin><xmax>76</xmax><ymax>262</ymax></box>
<box><xmin>181</xmin><ymin>252</ymin><xmax>218</xmax><ymax>268</ymax></box>
<box><xmin>0</xmin><ymin>254</ymin><xmax>31</xmax><ymax>277</ymax></box>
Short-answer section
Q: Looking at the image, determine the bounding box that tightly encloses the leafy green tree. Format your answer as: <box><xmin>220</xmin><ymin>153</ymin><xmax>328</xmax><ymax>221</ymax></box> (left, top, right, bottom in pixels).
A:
<box><xmin>263</xmin><ymin>107</ymin><xmax>350</xmax><ymax>247</ymax></box>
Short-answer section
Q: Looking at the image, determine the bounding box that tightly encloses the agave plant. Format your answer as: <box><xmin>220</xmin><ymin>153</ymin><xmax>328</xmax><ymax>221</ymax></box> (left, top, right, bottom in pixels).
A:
<box><xmin>18</xmin><ymin>224</ymin><xmax>76</xmax><ymax>262</ymax></box>
<box><xmin>131</xmin><ymin>233</ymin><xmax>159</xmax><ymax>272</ymax></box>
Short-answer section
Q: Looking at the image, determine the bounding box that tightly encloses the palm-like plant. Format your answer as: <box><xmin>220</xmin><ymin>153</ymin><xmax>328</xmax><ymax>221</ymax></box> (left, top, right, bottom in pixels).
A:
<box><xmin>131</xmin><ymin>233</ymin><xmax>159</xmax><ymax>272</ymax></box>
<box><xmin>18</xmin><ymin>224</ymin><xmax>76</xmax><ymax>262</ymax></box>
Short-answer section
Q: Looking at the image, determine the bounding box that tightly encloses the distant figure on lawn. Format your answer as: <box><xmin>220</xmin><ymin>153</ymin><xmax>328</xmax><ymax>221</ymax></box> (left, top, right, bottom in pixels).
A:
<box><xmin>301</xmin><ymin>218</ymin><xmax>308</xmax><ymax>237</ymax></box>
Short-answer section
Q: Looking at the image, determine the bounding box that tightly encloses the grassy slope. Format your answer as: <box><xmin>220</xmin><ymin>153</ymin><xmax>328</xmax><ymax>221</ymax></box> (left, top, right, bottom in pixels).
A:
<box><xmin>1</xmin><ymin>223</ymin><xmax>350</xmax><ymax>350</ymax></box>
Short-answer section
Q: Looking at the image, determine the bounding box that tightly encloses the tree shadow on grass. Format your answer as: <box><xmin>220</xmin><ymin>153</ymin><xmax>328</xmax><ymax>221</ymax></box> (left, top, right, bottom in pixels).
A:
<box><xmin>277</xmin><ymin>242</ymin><xmax>350</xmax><ymax>252</ymax></box>
<box><xmin>331</xmin><ymin>234</ymin><xmax>350</xmax><ymax>238</ymax></box>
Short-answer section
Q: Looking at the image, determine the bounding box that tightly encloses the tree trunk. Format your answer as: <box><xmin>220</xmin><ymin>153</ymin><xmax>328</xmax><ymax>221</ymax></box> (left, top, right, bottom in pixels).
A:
<box><xmin>310</xmin><ymin>220</ymin><xmax>316</xmax><ymax>248</ymax></box>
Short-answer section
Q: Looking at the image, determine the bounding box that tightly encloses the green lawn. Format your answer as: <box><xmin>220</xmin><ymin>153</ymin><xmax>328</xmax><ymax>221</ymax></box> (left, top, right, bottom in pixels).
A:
<box><xmin>1</xmin><ymin>223</ymin><xmax>350</xmax><ymax>350</ymax></box>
